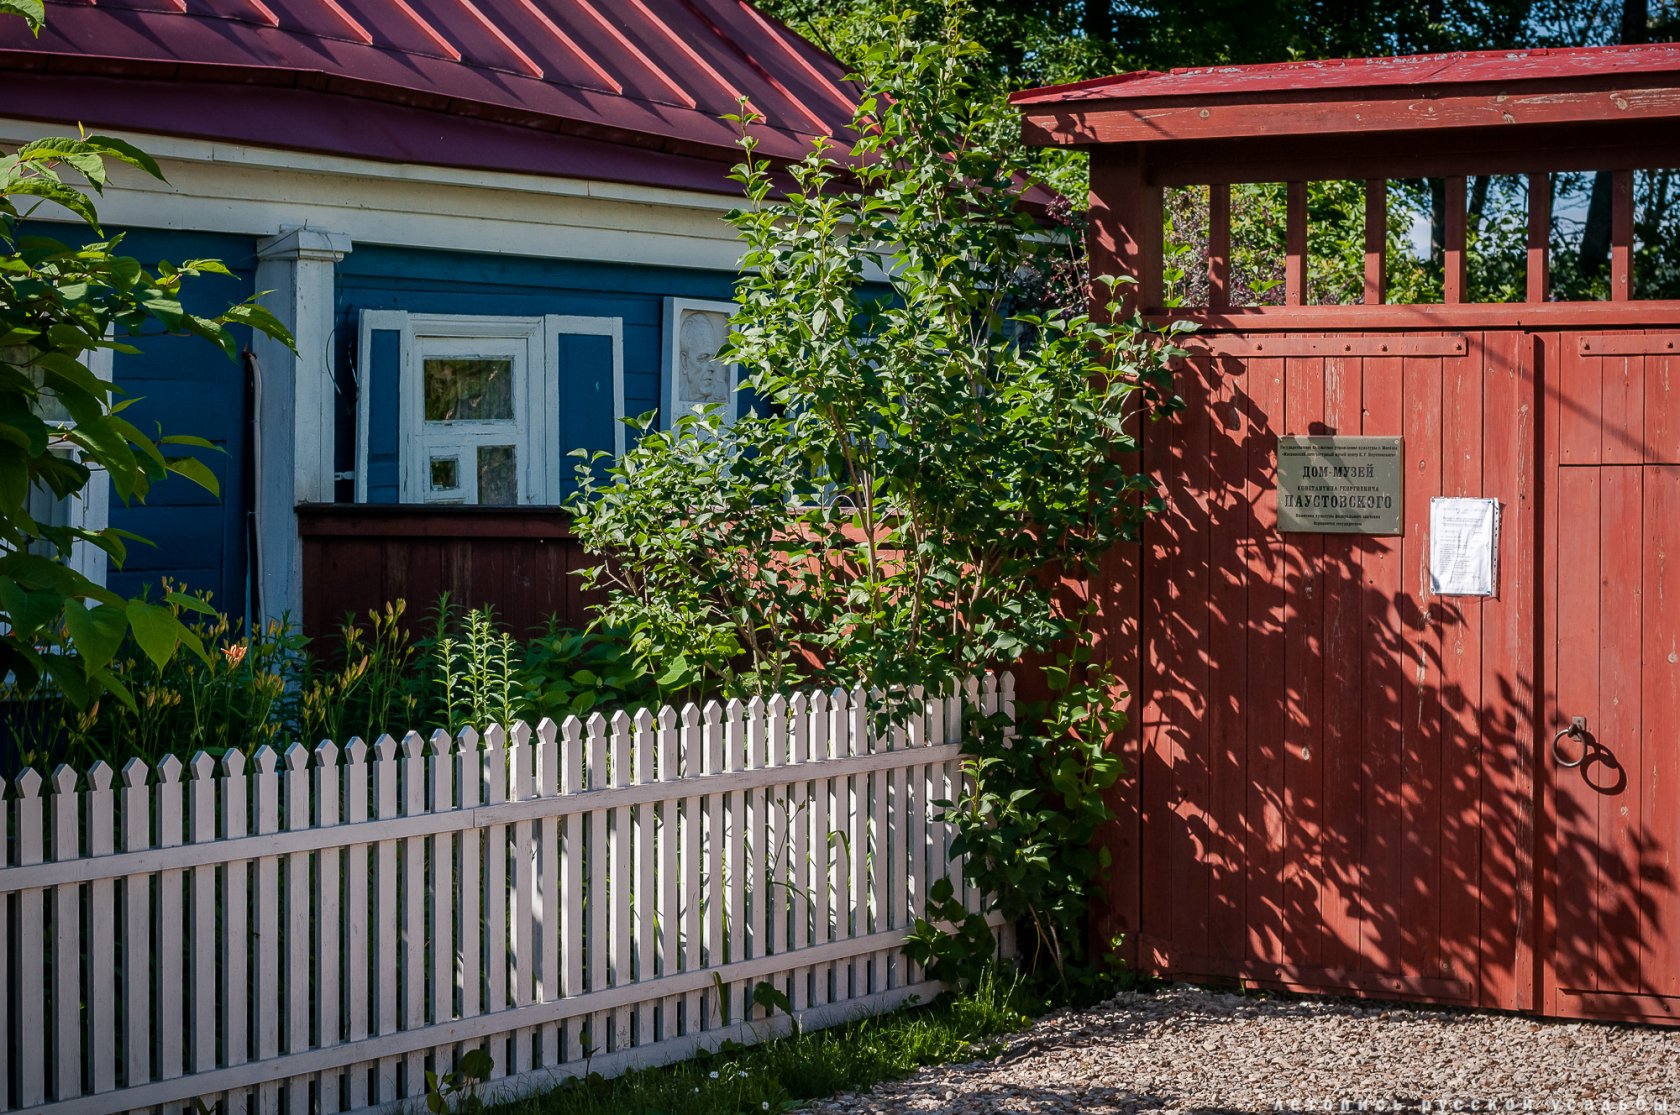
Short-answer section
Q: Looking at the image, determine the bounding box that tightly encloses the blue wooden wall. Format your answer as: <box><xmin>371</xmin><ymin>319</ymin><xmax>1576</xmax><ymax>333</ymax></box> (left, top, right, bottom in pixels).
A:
<box><xmin>99</xmin><ymin>228</ymin><xmax>259</xmax><ymax>618</ymax></box>
<box><xmin>337</xmin><ymin>246</ymin><xmax>738</xmax><ymax>503</ymax></box>
<box><xmin>24</xmin><ymin>232</ymin><xmax>748</xmax><ymax>621</ymax></box>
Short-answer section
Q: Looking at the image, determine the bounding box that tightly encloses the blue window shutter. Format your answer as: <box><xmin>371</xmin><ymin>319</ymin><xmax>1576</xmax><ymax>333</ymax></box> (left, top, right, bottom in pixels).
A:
<box><xmin>361</xmin><ymin>318</ymin><xmax>404</xmax><ymax>503</ymax></box>
<box><xmin>557</xmin><ymin>331</ymin><xmax>617</xmax><ymax>499</ymax></box>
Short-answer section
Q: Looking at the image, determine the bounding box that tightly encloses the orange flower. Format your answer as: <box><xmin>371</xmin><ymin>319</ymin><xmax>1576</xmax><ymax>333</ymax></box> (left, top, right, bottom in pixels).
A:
<box><xmin>223</xmin><ymin>642</ymin><xmax>248</xmax><ymax>667</ymax></box>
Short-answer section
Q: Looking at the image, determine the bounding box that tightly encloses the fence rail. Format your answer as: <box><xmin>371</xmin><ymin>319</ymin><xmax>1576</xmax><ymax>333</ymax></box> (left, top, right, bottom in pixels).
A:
<box><xmin>0</xmin><ymin>675</ymin><xmax>1012</xmax><ymax>1115</ymax></box>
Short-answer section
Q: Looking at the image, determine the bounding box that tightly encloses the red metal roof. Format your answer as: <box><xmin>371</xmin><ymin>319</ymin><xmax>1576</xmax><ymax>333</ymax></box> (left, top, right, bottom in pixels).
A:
<box><xmin>0</xmin><ymin>0</ymin><xmax>859</xmax><ymax>192</ymax></box>
<box><xmin>1011</xmin><ymin>41</ymin><xmax>1680</xmax><ymax>106</ymax></box>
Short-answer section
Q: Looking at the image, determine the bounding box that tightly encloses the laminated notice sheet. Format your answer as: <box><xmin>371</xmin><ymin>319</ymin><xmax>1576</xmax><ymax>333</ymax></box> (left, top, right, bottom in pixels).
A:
<box><xmin>1429</xmin><ymin>497</ymin><xmax>1498</xmax><ymax>597</ymax></box>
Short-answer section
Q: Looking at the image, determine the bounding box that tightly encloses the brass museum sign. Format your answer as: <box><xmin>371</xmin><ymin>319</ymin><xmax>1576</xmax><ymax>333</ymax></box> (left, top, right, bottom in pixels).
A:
<box><xmin>1276</xmin><ymin>435</ymin><xmax>1404</xmax><ymax>535</ymax></box>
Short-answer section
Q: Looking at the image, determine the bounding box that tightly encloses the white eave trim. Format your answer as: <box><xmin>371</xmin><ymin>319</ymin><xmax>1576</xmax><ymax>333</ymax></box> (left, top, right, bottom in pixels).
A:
<box><xmin>0</xmin><ymin>118</ymin><xmax>748</xmax><ymax>273</ymax></box>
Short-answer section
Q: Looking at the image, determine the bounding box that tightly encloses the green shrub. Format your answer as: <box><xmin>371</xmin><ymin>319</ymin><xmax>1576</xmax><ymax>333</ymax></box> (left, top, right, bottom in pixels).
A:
<box><xmin>521</xmin><ymin>620</ymin><xmax>663</xmax><ymax>722</ymax></box>
<box><xmin>0</xmin><ymin>591</ymin><xmax>662</xmax><ymax>773</ymax></box>
<box><xmin>569</xmin><ymin>0</ymin><xmax>1182</xmax><ymax>985</ymax></box>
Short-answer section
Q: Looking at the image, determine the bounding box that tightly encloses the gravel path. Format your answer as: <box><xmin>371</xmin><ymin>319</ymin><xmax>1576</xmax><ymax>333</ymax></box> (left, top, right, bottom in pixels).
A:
<box><xmin>805</xmin><ymin>986</ymin><xmax>1680</xmax><ymax>1114</ymax></box>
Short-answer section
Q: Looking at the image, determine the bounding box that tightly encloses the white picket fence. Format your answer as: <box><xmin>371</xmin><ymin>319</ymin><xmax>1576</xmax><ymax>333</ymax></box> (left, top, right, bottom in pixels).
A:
<box><xmin>0</xmin><ymin>676</ymin><xmax>1011</xmax><ymax>1115</ymax></box>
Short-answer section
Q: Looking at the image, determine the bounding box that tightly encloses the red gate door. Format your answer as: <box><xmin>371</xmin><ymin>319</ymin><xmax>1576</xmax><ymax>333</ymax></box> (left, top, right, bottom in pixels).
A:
<box><xmin>1549</xmin><ymin>331</ymin><xmax>1680</xmax><ymax>1023</ymax></box>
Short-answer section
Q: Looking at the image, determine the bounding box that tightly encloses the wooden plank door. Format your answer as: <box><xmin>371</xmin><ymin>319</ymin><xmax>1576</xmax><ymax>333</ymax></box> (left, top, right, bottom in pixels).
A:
<box><xmin>1547</xmin><ymin>331</ymin><xmax>1680</xmax><ymax>1024</ymax></box>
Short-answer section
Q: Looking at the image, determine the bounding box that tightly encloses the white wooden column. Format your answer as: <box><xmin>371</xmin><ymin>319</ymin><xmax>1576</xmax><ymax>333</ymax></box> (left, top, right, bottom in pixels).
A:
<box><xmin>252</xmin><ymin>226</ymin><xmax>350</xmax><ymax>626</ymax></box>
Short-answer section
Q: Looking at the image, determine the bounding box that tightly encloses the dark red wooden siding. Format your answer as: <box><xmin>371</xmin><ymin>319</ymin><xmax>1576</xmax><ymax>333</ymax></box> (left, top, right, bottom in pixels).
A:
<box><xmin>297</xmin><ymin>505</ymin><xmax>600</xmax><ymax>640</ymax></box>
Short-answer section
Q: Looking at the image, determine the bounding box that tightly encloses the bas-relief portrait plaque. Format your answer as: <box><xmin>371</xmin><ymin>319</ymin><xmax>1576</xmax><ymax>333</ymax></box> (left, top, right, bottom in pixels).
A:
<box><xmin>1276</xmin><ymin>435</ymin><xmax>1404</xmax><ymax>535</ymax></box>
<box><xmin>663</xmin><ymin>298</ymin><xmax>739</xmax><ymax>428</ymax></box>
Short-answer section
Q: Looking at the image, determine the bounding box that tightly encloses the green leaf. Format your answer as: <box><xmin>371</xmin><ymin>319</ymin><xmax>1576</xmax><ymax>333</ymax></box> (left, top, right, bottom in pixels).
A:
<box><xmin>40</xmin><ymin>651</ymin><xmax>90</xmax><ymax>708</ymax></box>
<box><xmin>5</xmin><ymin>176</ymin><xmax>98</xmax><ymax>225</ymax></box>
<box><xmin>220</xmin><ymin>302</ymin><xmax>296</xmax><ymax>350</ymax></box>
<box><xmin>16</xmin><ymin>138</ymin><xmax>123</xmax><ymax>191</ymax></box>
<box><xmin>83</xmin><ymin>136</ymin><xmax>165</xmax><ymax>181</ymax></box>
<box><xmin>165</xmin><ymin>455</ymin><xmax>220</xmax><ymax>495</ymax></box>
<box><xmin>0</xmin><ymin>0</ymin><xmax>44</xmax><ymax>33</ymax></box>
<box><xmin>163</xmin><ymin>590</ymin><xmax>219</xmax><ymax>617</ymax></box>
<box><xmin>126</xmin><ymin>600</ymin><xmax>182</xmax><ymax>669</ymax></box>
<box><xmin>61</xmin><ymin>600</ymin><xmax>128</xmax><ymax>676</ymax></box>
<box><xmin>156</xmin><ymin>433</ymin><xmax>219</xmax><ymax>450</ymax></box>
<box><xmin>0</xmin><ymin>576</ymin><xmax>63</xmax><ymax>639</ymax></box>
<box><xmin>457</xmin><ymin>1048</ymin><xmax>493</xmax><ymax>1080</ymax></box>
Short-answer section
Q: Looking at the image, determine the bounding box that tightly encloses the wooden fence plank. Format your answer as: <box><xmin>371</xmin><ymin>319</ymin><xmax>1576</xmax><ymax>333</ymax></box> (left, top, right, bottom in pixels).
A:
<box><xmin>455</xmin><ymin>728</ymin><xmax>482</xmax><ymax>1041</ymax></box>
<box><xmin>427</xmin><ymin>730</ymin><xmax>457</xmax><ymax>1081</ymax></box>
<box><xmin>253</xmin><ymin>747</ymin><xmax>282</xmax><ymax>1111</ymax></box>
<box><xmin>767</xmin><ymin>694</ymin><xmax>790</xmax><ymax>985</ymax></box>
<box><xmin>586</xmin><ymin>712</ymin><xmax>609</xmax><ymax>1060</ymax></box>
<box><xmin>283</xmin><ymin>743</ymin><xmax>312</xmax><ymax>1115</ymax></box>
<box><xmin>221</xmin><ymin>751</ymin><xmax>250</xmax><ymax>1093</ymax></box>
<box><xmin>315</xmin><ymin>740</ymin><xmax>344</xmax><ymax>1115</ymax></box>
<box><xmin>371</xmin><ymin>735</ymin><xmax>400</xmax><ymax>1104</ymax></box>
<box><xmin>724</xmin><ymin>698</ymin><xmax>747</xmax><ymax>1023</ymax></box>
<box><xmin>608</xmin><ymin>711</ymin><xmax>633</xmax><ymax>1053</ymax></box>
<box><xmin>536</xmin><ymin>719</ymin><xmax>561</xmax><ymax>1066</ymax></box>
<box><xmin>632</xmin><ymin>709</ymin><xmax>656</xmax><ymax>1048</ymax></box>
<box><xmin>509</xmin><ymin>721</ymin><xmax>536</xmax><ymax>1073</ymax></box>
<box><xmin>789</xmin><ymin>693</ymin><xmax>812</xmax><ymax>1010</ymax></box>
<box><xmin>85</xmin><ymin>763</ymin><xmax>115</xmax><ymax>1099</ymax></box>
<box><xmin>18</xmin><ymin>769</ymin><xmax>47</xmax><ymax>1109</ymax></box>
<box><xmin>398</xmin><ymin>731</ymin><xmax>426</xmax><ymax>1094</ymax></box>
<box><xmin>657</xmin><ymin>707</ymin><xmax>681</xmax><ymax>1041</ymax></box>
<box><xmin>187</xmin><ymin>754</ymin><xmax>217</xmax><ymax>1082</ymax></box>
<box><xmin>902</xmin><ymin>693</ymin><xmax>925</xmax><ymax>987</ymax></box>
<box><xmin>1286</xmin><ymin>180</ymin><xmax>1307</xmax><ymax>305</ymax></box>
<box><xmin>561</xmin><ymin>716</ymin><xmax>586</xmax><ymax>1062</ymax></box>
<box><xmin>483</xmin><ymin>727</ymin><xmax>510</xmax><ymax>1073</ymax></box>
<box><xmin>889</xmin><ymin>707</ymin><xmax>909</xmax><ymax>990</ymax></box>
<box><xmin>747</xmin><ymin>696</ymin><xmax>770</xmax><ymax>993</ymax></box>
<box><xmin>341</xmin><ymin>740</ymin><xmax>370</xmax><ymax>1110</ymax></box>
<box><xmin>680</xmin><ymin>705</ymin><xmax>705</xmax><ymax>1036</ymax></box>
<box><xmin>48</xmin><ymin>766</ymin><xmax>80</xmax><ymax>1102</ymax></box>
<box><xmin>154</xmin><ymin>757</ymin><xmax>185</xmax><ymax>1085</ymax></box>
<box><xmin>703</xmin><ymin>702</ymin><xmax>727</xmax><ymax>1026</ymax></box>
<box><xmin>811</xmin><ymin>690</ymin><xmax>833</xmax><ymax>1009</ymax></box>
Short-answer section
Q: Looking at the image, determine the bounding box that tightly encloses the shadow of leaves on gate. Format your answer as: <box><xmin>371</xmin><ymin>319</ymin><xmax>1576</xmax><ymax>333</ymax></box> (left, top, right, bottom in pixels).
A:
<box><xmin>1096</xmin><ymin>337</ymin><xmax>1675</xmax><ymax>1011</ymax></box>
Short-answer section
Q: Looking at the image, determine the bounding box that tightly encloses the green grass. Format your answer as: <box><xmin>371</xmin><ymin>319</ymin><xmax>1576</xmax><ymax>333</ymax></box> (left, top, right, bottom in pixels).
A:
<box><xmin>487</xmin><ymin>966</ymin><xmax>1043</xmax><ymax>1115</ymax></box>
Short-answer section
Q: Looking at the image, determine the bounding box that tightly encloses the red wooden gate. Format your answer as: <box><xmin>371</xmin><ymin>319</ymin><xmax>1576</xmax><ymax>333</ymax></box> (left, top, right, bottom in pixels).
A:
<box><xmin>1129</xmin><ymin>330</ymin><xmax>1536</xmax><ymax>1012</ymax></box>
<box><xmin>1012</xmin><ymin>44</ymin><xmax>1680</xmax><ymax>1023</ymax></box>
<box><xmin>1547</xmin><ymin>330</ymin><xmax>1680</xmax><ymax>1023</ymax></box>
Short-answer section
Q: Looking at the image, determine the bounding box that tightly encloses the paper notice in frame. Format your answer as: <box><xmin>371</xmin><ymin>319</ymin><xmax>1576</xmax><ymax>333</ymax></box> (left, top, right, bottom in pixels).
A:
<box><xmin>1429</xmin><ymin>497</ymin><xmax>1499</xmax><ymax>597</ymax></box>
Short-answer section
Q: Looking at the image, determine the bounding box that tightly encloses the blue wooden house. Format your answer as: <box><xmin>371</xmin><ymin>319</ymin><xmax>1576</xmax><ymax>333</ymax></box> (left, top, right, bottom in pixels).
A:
<box><xmin>0</xmin><ymin>0</ymin><xmax>856</xmax><ymax>634</ymax></box>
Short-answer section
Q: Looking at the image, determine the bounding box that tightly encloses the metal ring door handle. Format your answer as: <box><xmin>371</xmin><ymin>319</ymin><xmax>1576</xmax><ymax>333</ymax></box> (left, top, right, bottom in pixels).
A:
<box><xmin>1552</xmin><ymin>716</ymin><xmax>1588</xmax><ymax>768</ymax></box>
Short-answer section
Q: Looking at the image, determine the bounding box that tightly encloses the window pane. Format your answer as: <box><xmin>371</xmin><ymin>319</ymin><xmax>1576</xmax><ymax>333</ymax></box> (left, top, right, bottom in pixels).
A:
<box><xmin>35</xmin><ymin>390</ymin><xmax>72</xmax><ymax>425</ymax></box>
<box><xmin>477</xmin><ymin>445</ymin><xmax>517</xmax><ymax>505</ymax></box>
<box><xmin>429</xmin><ymin>455</ymin><xmax>459</xmax><ymax>493</ymax></box>
<box><xmin>424</xmin><ymin>357</ymin><xmax>514</xmax><ymax>422</ymax></box>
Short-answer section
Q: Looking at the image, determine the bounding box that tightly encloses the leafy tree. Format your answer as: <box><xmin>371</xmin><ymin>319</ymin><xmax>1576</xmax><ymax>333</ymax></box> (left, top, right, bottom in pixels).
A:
<box><xmin>1</xmin><ymin>29</ymin><xmax>292</xmax><ymax>709</ymax></box>
<box><xmin>768</xmin><ymin>0</ymin><xmax>1680</xmax><ymax>300</ymax></box>
<box><xmin>573</xmin><ymin>2</ymin><xmax>1186</xmax><ymax>981</ymax></box>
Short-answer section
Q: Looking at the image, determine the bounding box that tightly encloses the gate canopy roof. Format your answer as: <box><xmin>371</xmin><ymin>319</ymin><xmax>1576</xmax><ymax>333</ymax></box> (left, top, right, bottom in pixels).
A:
<box><xmin>1011</xmin><ymin>42</ymin><xmax>1680</xmax><ymax>149</ymax></box>
<box><xmin>0</xmin><ymin>0</ymin><xmax>858</xmax><ymax>194</ymax></box>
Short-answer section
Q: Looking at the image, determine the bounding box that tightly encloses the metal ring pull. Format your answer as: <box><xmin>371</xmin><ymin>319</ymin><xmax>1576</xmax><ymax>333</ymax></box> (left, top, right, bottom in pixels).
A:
<box><xmin>1552</xmin><ymin>716</ymin><xmax>1588</xmax><ymax>768</ymax></box>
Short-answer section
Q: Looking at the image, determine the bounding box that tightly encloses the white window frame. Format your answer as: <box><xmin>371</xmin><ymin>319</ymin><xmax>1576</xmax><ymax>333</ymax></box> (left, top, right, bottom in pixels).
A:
<box><xmin>663</xmin><ymin>297</ymin><xmax>740</xmax><ymax>430</ymax></box>
<box><xmin>356</xmin><ymin>310</ymin><xmax>624</xmax><ymax>504</ymax></box>
<box><xmin>410</xmin><ymin>333</ymin><xmax>538</xmax><ymax>505</ymax></box>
